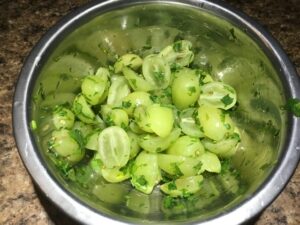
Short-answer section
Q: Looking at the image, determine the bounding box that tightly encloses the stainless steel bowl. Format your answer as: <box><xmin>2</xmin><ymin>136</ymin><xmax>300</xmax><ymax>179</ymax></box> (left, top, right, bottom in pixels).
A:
<box><xmin>13</xmin><ymin>0</ymin><xmax>300</xmax><ymax>224</ymax></box>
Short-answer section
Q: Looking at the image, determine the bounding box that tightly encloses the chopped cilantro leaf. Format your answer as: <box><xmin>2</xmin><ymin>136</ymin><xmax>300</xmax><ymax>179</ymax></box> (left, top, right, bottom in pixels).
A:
<box><xmin>163</xmin><ymin>196</ymin><xmax>177</xmax><ymax>209</ymax></box>
<box><xmin>172</xmin><ymin>163</ymin><xmax>184</xmax><ymax>178</ymax></box>
<box><xmin>122</xmin><ymin>101</ymin><xmax>132</xmax><ymax>109</ymax></box>
<box><xmin>130</xmin><ymin>79</ymin><xmax>137</xmax><ymax>89</ymax></box>
<box><xmin>173</xmin><ymin>41</ymin><xmax>182</xmax><ymax>52</ymax></box>
<box><xmin>153</xmin><ymin>71</ymin><xmax>165</xmax><ymax>83</ymax></box>
<box><xmin>229</xmin><ymin>28</ymin><xmax>237</xmax><ymax>40</ymax></box>
<box><xmin>193</xmin><ymin>161</ymin><xmax>203</xmax><ymax>173</ymax></box>
<box><xmin>168</xmin><ymin>181</ymin><xmax>177</xmax><ymax>190</ymax></box>
<box><xmin>285</xmin><ymin>98</ymin><xmax>300</xmax><ymax>117</ymax></box>
<box><xmin>188</xmin><ymin>86</ymin><xmax>196</xmax><ymax>96</ymax></box>
<box><xmin>150</xmin><ymin>94</ymin><xmax>159</xmax><ymax>103</ymax></box>
<box><xmin>69</xmin><ymin>129</ymin><xmax>86</xmax><ymax>150</ymax></box>
<box><xmin>37</xmin><ymin>82</ymin><xmax>45</xmax><ymax>100</ymax></box>
<box><xmin>136</xmin><ymin>175</ymin><xmax>148</xmax><ymax>186</ymax></box>
<box><xmin>221</xmin><ymin>94</ymin><xmax>234</xmax><ymax>107</ymax></box>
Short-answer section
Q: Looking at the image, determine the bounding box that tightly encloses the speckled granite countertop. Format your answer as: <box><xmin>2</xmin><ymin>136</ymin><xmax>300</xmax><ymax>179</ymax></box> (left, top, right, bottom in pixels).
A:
<box><xmin>0</xmin><ymin>0</ymin><xmax>299</xmax><ymax>224</ymax></box>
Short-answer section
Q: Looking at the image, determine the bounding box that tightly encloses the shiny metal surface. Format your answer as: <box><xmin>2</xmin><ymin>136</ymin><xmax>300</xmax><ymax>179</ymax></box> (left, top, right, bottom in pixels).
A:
<box><xmin>13</xmin><ymin>0</ymin><xmax>300</xmax><ymax>224</ymax></box>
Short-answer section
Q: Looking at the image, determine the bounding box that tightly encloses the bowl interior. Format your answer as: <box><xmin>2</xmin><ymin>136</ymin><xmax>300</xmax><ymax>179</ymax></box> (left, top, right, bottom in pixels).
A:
<box><xmin>29</xmin><ymin>2</ymin><xmax>286</xmax><ymax>224</ymax></box>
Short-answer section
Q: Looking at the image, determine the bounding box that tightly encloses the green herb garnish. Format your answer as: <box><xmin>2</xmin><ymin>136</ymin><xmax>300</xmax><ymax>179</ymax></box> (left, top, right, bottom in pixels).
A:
<box><xmin>221</xmin><ymin>94</ymin><xmax>234</xmax><ymax>107</ymax></box>
<box><xmin>286</xmin><ymin>98</ymin><xmax>300</xmax><ymax>117</ymax></box>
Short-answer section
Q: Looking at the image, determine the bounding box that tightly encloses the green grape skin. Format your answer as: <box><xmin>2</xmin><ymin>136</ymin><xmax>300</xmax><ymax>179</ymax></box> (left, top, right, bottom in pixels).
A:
<box><xmin>98</xmin><ymin>126</ymin><xmax>131</xmax><ymax>168</ymax></box>
<box><xmin>114</xmin><ymin>54</ymin><xmax>143</xmax><ymax>73</ymax></box>
<box><xmin>159</xmin><ymin>40</ymin><xmax>194</xmax><ymax>68</ymax></box>
<box><xmin>198</xmin><ymin>151</ymin><xmax>221</xmax><ymax>173</ymax></box>
<box><xmin>138</xmin><ymin>128</ymin><xmax>181</xmax><ymax>153</ymax></box>
<box><xmin>197</xmin><ymin>104</ymin><xmax>234</xmax><ymax>141</ymax></box>
<box><xmin>49</xmin><ymin>129</ymin><xmax>84</xmax><ymax>163</ymax></box>
<box><xmin>72</xmin><ymin>94</ymin><xmax>96</xmax><ymax>124</ymax></box>
<box><xmin>198</xmin><ymin>81</ymin><xmax>237</xmax><ymax>110</ymax></box>
<box><xmin>107</xmin><ymin>75</ymin><xmax>131</xmax><ymax>107</ymax></box>
<box><xmin>131</xmin><ymin>151</ymin><xmax>161</xmax><ymax>194</ymax></box>
<box><xmin>157</xmin><ymin>154</ymin><xmax>204</xmax><ymax>177</ymax></box>
<box><xmin>142</xmin><ymin>54</ymin><xmax>171</xmax><ymax>89</ymax></box>
<box><xmin>127</xmin><ymin>131</ymin><xmax>141</xmax><ymax>159</ymax></box>
<box><xmin>203</xmin><ymin>129</ymin><xmax>241</xmax><ymax>158</ymax></box>
<box><xmin>179</xmin><ymin>108</ymin><xmax>204</xmax><ymax>138</ymax></box>
<box><xmin>52</xmin><ymin>106</ymin><xmax>75</xmax><ymax>129</ymax></box>
<box><xmin>102</xmin><ymin>167</ymin><xmax>130</xmax><ymax>183</ymax></box>
<box><xmin>122</xmin><ymin>91</ymin><xmax>153</xmax><ymax>116</ymax></box>
<box><xmin>160</xmin><ymin>175</ymin><xmax>203</xmax><ymax>197</ymax></box>
<box><xmin>122</xmin><ymin>67</ymin><xmax>155</xmax><ymax>92</ymax></box>
<box><xmin>171</xmin><ymin>68</ymin><xmax>201</xmax><ymax>110</ymax></box>
<box><xmin>147</xmin><ymin>104</ymin><xmax>174</xmax><ymax>137</ymax></box>
<box><xmin>81</xmin><ymin>70</ymin><xmax>109</xmax><ymax>105</ymax></box>
<box><xmin>167</xmin><ymin>135</ymin><xmax>205</xmax><ymax>158</ymax></box>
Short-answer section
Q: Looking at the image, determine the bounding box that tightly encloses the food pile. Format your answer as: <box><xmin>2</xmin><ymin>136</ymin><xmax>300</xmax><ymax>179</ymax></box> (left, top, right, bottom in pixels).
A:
<box><xmin>36</xmin><ymin>40</ymin><xmax>241</xmax><ymax>198</ymax></box>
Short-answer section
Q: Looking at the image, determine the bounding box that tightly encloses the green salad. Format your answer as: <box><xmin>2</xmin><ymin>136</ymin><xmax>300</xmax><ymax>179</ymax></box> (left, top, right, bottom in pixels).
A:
<box><xmin>32</xmin><ymin>40</ymin><xmax>241</xmax><ymax>198</ymax></box>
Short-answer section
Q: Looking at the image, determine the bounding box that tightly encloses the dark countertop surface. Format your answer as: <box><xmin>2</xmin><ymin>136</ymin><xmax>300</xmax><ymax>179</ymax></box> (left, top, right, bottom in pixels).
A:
<box><xmin>0</xmin><ymin>0</ymin><xmax>299</xmax><ymax>224</ymax></box>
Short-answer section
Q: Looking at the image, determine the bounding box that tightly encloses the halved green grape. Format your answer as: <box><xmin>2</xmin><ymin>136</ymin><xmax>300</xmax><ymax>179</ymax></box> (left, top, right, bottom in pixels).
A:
<box><xmin>196</xmin><ymin>69</ymin><xmax>214</xmax><ymax>85</ymax></box>
<box><xmin>167</xmin><ymin>135</ymin><xmax>205</xmax><ymax>157</ymax></box>
<box><xmin>139</xmin><ymin>128</ymin><xmax>181</xmax><ymax>153</ymax></box>
<box><xmin>110</xmin><ymin>109</ymin><xmax>129</xmax><ymax>128</ymax></box>
<box><xmin>131</xmin><ymin>151</ymin><xmax>161</xmax><ymax>194</ymax></box>
<box><xmin>160</xmin><ymin>175</ymin><xmax>203</xmax><ymax>197</ymax></box>
<box><xmin>171</xmin><ymin>68</ymin><xmax>201</xmax><ymax>110</ymax></box>
<box><xmin>198</xmin><ymin>81</ymin><xmax>237</xmax><ymax>110</ymax></box>
<box><xmin>122</xmin><ymin>67</ymin><xmax>155</xmax><ymax>92</ymax></box>
<box><xmin>52</xmin><ymin>106</ymin><xmax>75</xmax><ymax>129</ymax></box>
<box><xmin>142</xmin><ymin>54</ymin><xmax>171</xmax><ymax>89</ymax></box>
<box><xmin>203</xmin><ymin>130</ymin><xmax>241</xmax><ymax>158</ymax></box>
<box><xmin>95</xmin><ymin>115</ymin><xmax>107</xmax><ymax>130</ymax></box>
<box><xmin>81</xmin><ymin>71</ymin><xmax>109</xmax><ymax>105</ymax></box>
<box><xmin>95</xmin><ymin>67</ymin><xmax>110</xmax><ymax>77</ymax></box>
<box><xmin>127</xmin><ymin>131</ymin><xmax>141</xmax><ymax>159</ymax></box>
<box><xmin>157</xmin><ymin>154</ymin><xmax>203</xmax><ymax>177</ymax></box>
<box><xmin>147</xmin><ymin>104</ymin><xmax>174</xmax><ymax>137</ymax></box>
<box><xmin>114</xmin><ymin>54</ymin><xmax>143</xmax><ymax>73</ymax></box>
<box><xmin>149</xmin><ymin>87</ymin><xmax>172</xmax><ymax>105</ymax></box>
<box><xmin>129</xmin><ymin>121</ymin><xmax>145</xmax><ymax>134</ymax></box>
<box><xmin>102</xmin><ymin>167</ymin><xmax>130</xmax><ymax>183</ymax></box>
<box><xmin>122</xmin><ymin>91</ymin><xmax>153</xmax><ymax>116</ymax></box>
<box><xmin>197</xmin><ymin>105</ymin><xmax>234</xmax><ymax>141</ymax></box>
<box><xmin>199</xmin><ymin>152</ymin><xmax>221</xmax><ymax>173</ymax></box>
<box><xmin>107</xmin><ymin>75</ymin><xmax>131</xmax><ymax>106</ymax></box>
<box><xmin>179</xmin><ymin>108</ymin><xmax>204</xmax><ymax>138</ymax></box>
<box><xmin>72</xmin><ymin>94</ymin><xmax>96</xmax><ymax>124</ymax></box>
<box><xmin>72</xmin><ymin>121</ymin><xmax>93</xmax><ymax>138</ymax></box>
<box><xmin>49</xmin><ymin>129</ymin><xmax>84</xmax><ymax>163</ymax></box>
<box><xmin>98</xmin><ymin>126</ymin><xmax>130</xmax><ymax>168</ymax></box>
<box><xmin>85</xmin><ymin>131</ymin><xmax>100</xmax><ymax>151</ymax></box>
<box><xmin>159</xmin><ymin>40</ymin><xmax>194</xmax><ymax>68</ymax></box>
<box><xmin>133</xmin><ymin>105</ymin><xmax>153</xmax><ymax>133</ymax></box>
<box><xmin>101</xmin><ymin>105</ymin><xmax>129</xmax><ymax>128</ymax></box>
